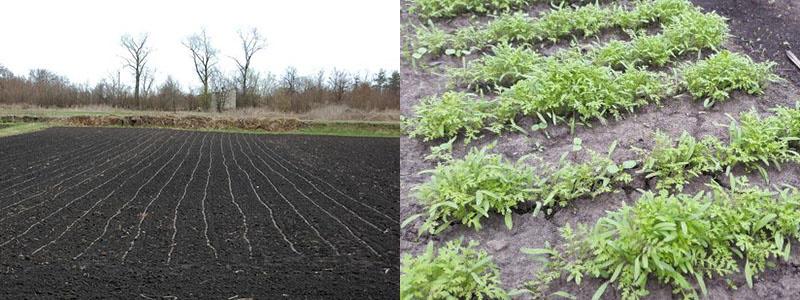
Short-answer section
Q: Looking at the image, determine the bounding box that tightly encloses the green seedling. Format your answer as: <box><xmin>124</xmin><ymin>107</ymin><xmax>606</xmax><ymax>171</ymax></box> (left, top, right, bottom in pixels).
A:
<box><xmin>401</xmin><ymin>239</ymin><xmax>509</xmax><ymax>300</ymax></box>
<box><xmin>414</xmin><ymin>143</ymin><xmax>537</xmax><ymax>234</ymax></box>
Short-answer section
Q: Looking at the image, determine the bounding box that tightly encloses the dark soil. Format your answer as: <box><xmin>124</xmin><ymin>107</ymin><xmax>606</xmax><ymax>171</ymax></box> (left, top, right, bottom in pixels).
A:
<box><xmin>691</xmin><ymin>0</ymin><xmax>800</xmax><ymax>85</ymax></box>
<box><xmin>0</xmin><ymin>127</ymin><xmax>399</xmax><ymax>298</ymax></box>
<box><xmin>400</xmin><ymin>0</ymin><xmax>800</xmax><ymax>299</ymax></box>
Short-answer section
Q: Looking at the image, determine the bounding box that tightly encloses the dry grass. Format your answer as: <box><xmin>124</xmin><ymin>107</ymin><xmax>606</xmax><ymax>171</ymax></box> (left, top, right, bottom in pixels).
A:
<box><xmin>0</xmin><ymin>104</ymin><xmax>399</xmax><ymax>122</ymax></box>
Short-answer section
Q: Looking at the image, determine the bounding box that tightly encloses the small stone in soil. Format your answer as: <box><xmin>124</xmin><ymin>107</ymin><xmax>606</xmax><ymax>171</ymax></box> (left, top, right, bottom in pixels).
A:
<box><xmin>486</xmin><ymin>240</ymin><xmax>508</xmax><ymax>251</ymax></box>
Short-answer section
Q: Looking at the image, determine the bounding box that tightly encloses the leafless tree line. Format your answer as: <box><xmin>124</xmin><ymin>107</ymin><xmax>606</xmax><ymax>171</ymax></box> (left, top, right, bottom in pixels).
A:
<box><xmin>0</xmin><ymin>28</ymin><xmax>399</xmax><ymax>113</ymax></box>
<box><xmin>0</xmin><ymin>63</ymin><xmax>399</xmax><ymax>112</ymax></box>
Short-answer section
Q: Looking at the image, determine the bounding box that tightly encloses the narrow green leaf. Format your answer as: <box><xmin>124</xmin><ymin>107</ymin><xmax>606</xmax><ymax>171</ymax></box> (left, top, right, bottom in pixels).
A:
<box><xmin>401</xmin><ymin>213</ymin><xmax>423</xmax><ymax>228</ymax></box>
<box><xmin>592</xmin><ymin>281</ymin><xmax>610</xmax><ymax>300</ymax></box>
<box><xmin>504</xmin><ymin>213</ymin><xmax>513</xmax><ymax>230</ymax></box>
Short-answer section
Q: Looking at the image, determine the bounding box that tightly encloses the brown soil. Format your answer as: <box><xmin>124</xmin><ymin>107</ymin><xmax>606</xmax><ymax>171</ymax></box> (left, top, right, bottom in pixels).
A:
<box><xmin>400</xmin><ymin>0</ymin><xmax>800</xmax><ymax>299</ymax></box>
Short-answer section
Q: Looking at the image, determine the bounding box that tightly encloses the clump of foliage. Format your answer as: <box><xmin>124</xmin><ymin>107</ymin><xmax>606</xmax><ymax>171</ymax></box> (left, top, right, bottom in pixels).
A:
<box><xmin>774</xmin><ymin>102</ymin><xmax>800</xmax><ymax>141</ymax></box>
<box><xmin>635</xmin><ymin>107</ymin><xmax>800</xmax><ymax>189</ymax></box>
<box><xmin>637</xmin><ymin>131</ymin><xmax>724</xmax><ymax>191</ymax></box>
<box><xmin>533</xmin><ymin>3</ymin><xmax>614</xmax><ymax>42</ymax></box>
<box><xmin>627</xmin><ymin>34</ymin><xmax>674</xmax><ymax>67</ymax></box>
<box><xmin>494</xmin><ymin>58</ymin><xmax>666</xmax><ymax>128</ymax></box>
<box><xmin>413</xmin><ymin>22</ymin><xmax>450</xmax><ymax>58</ymax></box>
<box><xmin>448</xmin><ymin>26</ymin><xmax>489</xmax><ymax>56</ymax></box>
<box><xmin>413</xmin><ymin>0</ymin><xmax>698</xmax><ymax>59</ymax></box>
<box><xmin>405</xmin><ymin>91</ymin><xmax>493</xmax><ymax>142</ymax></box>
<box><xmin>721</xmin><ymin>110</ymin><xmax>799</xmax><ymax>178</ymax></box>
<box><xmin>447</xmin><ymin>43</ymin><xmax>544</xmax><ymax>89</ymax></box>
<box><xmin>612</xmin><ymin>0</ymin><xmax>697</xmax><ymax>28</ymax></box>
<box><xmin>682</xmin><ymin>50</ymin><xmax>779</xmax><ymax>106</ymax></box>
<box><xmin>409</xmin><ymin>0</ymin><xmax>530</xmax><ymax>19</ymax></box>
<box><xmin>401</xmin><ymin>239</ymin><xmax>509</xmax><ymax>300</ymax></box>
<box><xmin>589</xmin><ymin>10</ymin><xmax>728</xmax><ymax>68</ymax></box>
<box><xmin>662</xmin><ymin>10</ymin><xmax>728</xmax><ymax>54</ymax></box>
<box><xmin>590</xmin><ymin>40</ymin><xmax>631</xmax><ymax>67</ymax></box>
<box><xmin>483</xmin><ymin>12</ymin><xmax>538</xmax><ymax>45</ymax></box>
<box><xmin>534</xmin><ymin>141</ymin><xmax>635</xmax><ymax>215</ymax></box>
<box><xmin>525</xmin><ymin>177</ymin><xmax>800</xmax><ymax>300</ymax></box>
<box><xmin>414</xmin><ymin>143</ymin><xmax>536</xmax><ymax>234</ymax></box>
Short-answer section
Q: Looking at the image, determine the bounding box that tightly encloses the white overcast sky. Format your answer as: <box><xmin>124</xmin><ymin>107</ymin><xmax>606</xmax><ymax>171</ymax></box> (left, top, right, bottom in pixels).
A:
<box><xmin>0</xmin><ymin>0</ymin><xmax>399</xmax><ymax>89</ymax></box>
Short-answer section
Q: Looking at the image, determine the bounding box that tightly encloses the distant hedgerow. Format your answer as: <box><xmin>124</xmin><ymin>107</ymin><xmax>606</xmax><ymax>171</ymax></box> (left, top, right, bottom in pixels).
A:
<box><xmin>401</xmin><ymin>239</ymin><xmax>508</xmax><ymax>300</ymax></box>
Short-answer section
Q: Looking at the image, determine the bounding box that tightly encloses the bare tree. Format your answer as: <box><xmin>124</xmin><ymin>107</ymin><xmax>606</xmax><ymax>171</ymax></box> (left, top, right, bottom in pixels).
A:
<box><xmin>158</xmin><ymin>76</ymin><xmax>182</xmax><ymax>111</ymax></box>
<box><xmin>232</xmin><ymin>28</ymin><xmax>266</xmax><ymax>107</ymax></box>
<box><xmin>183</xmin><ymin>29</ymin><xmax>217</xmax><ymax>109</ymax></box>
<box><xmin>141</xmin><ymin>68</ymin><xmax>155</xmax><ymax>100</ymax></box>
<box><xmin>120</xmin><ymin>33</ymin><xmax>151</xmax><ymax>108</ymax></box>
<box><xmin>328</xmin><ymin>68</ymin><xmax>349</xmax><ymax>104</ymax></box>
<box><xmin>210</xmin><ymin>70</ymin><xmax>234</xmax><ymax>112</ymax></box>
<box><xmin>281</xmin><ymin>66</ymin><xmax>299</xmax><ymax>94</ymax></box>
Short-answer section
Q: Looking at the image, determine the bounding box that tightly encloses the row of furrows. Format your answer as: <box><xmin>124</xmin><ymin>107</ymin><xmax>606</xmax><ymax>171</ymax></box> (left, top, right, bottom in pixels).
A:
<box><xmin>0</xmin><ymin>129</ymin><xmax>139</xmax><ymax>198</ymax></box>
<box><xmin>0</xmin><ymin>128</ymin><xmax>97</xmax><ymax>168</ymax></box>
<box><xmin>257</xmin><ymin>136</ymin><xmax>400</xmax><ymax>214</ymax></box>
<box><xmin>0</xmin><ymin>130</ymin><xmax>153</xmax><ymax>219</ymax></box>
<box><xmin>0</xmin><ymin>128</ymin><xmax>396</xmax><ymax>264</ymax></box>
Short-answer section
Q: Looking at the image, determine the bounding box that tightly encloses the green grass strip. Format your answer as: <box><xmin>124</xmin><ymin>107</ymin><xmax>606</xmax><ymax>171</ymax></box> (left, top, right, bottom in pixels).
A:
<box><xmin>0</xmin><ymin>122</ymin><xmax>51</xmax><ymax>138</ymax></box>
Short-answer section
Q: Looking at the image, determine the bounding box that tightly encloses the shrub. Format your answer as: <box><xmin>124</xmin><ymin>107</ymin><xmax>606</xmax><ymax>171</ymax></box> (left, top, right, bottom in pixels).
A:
<box><xmin>401</xmin><ymin>239</ymin><xmax>508</xmax><ymax>300</ymax></box>
<box><xmin>405</xmin><ymin>91</ymin><xmax>492</xmax><ymax>142</ymax></box>
<box><xmin>415</xmin><ymin>143</ymin><xmax>536</xmax><ymax>234</ymax></box>
<box><xmin>638</xmin><ymin>131</ymin><xmax>724</xmax><ymax>191</ymax></box>
<box><xmin>682</xmin><ymin>50</ymin><xmax>779</xmax><ymax>106</ymax></box>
